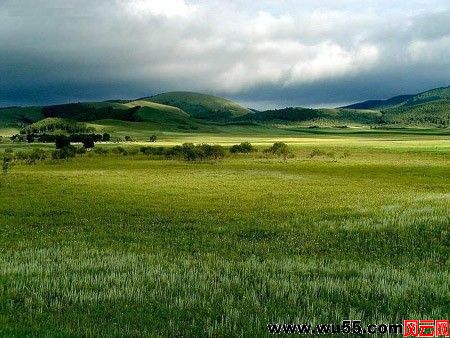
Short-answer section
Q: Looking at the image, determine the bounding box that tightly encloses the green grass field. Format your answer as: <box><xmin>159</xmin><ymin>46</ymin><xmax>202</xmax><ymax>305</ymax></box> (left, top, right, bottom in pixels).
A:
<box><xmin>0</xmin><ymin>133</ymin><xmax>449</xmax><ymax>336</ymax></box>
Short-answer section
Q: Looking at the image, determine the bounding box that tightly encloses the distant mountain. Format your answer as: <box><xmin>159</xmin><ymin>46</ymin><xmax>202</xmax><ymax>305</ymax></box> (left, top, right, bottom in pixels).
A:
<box><xmin>342</xmin><ymin>95</ymin><xmax>414</xmax><ymax>110</ymax></box>
<box><xmin>342</xmin><ymin>86</ymin><xmax>450</xmax><ymax>110</ymax></box>
<box><xmin>142</xmin><ymin>91</ymin><xmax>252</xmax><ymax>120</ymax></box>
<box><xmin>342</xmin><ymin>86</ymin><xmax>450</xmax><ymax>127</ymax></box>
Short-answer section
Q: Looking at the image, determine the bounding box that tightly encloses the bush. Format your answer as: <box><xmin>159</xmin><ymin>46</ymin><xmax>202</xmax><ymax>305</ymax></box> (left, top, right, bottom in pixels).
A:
<box><xmin>165</xmin><ymin>146</ymin><xmax>184</xmax><ymax>159</ymax></box>
<box><xmin>26</xmin><ymin>134</ymin><xmax>34</xmax><ymax>143</ymax></box>
<box><xmin>2</xmin><ymin>154</ymin><xmax>13</xmax><ymax>175</ymax></box>
<box><xmin>127</xmin><ymin>148</ymin><xmax>139</xmax><ymax>156</ymax></box>
<box><xmin>308</xmin><ymin>148</ymin><xmax>326</xmax><ymax>158</ymax></box>
<box><xmin>230</xmin><ymin>142</ymin><xmax>256</xmax><ymax>154</ymax></box>
<box><xmin>52</xmin><ymin>145</ymin><xmax>77</xmax><ymax>160</ymax></box>
<box><xmin>140</xmin><ymin>146</ymin><xmax>165</xmax><ymax>156</ymax></box>
<box><xmin>25</xmin><ymin>148</ymin><xmax>47</xmax><ymax>164</ymax></box>
<box><xmin>199</xmin><ymin>144</ymin><xmax>226</xmax><ymax>160</ymax></box>
<box><xmin>179</xmin><ymin>143</ymin><xmax>225</xmax><ymax>161</ymax></box>
<box><xmin>111</xmin><ymin>146</ymin><xmax>127</xmax><ymax>155</ymax></box>
<box><xmin>149</xmin><ymin>135</ymin><xmax>157</xmax><ymax>142</ymax></box>
<box><xmin>111</xmin><ymin>146</ymin><xmax>138</xmax><ymax>156</ymax></box>
<box><xmin>102</xmin><ymin>133</ymin><xmax>111</xmax><ymax>142</ymax></box>
<box><xmin>82</xmin><ymin>136</ymin><xmax>95</xmax><ymax>149</ymax></box>
<box><xmin>264</xmin><ymin>142</ymin><xmax>292</xmax><ymax>160</ymax></box>
<box><xmin>124</xmin><ymin>136</ymin><xmax>133</xmax><ymax>142</ymax></box>
<box><xmin>308</xmin><ymin>149</ymin><xmax>335</xmax><ymax>159</ymax></box>
<box><xmin>55</xmin><ymin>135</ymin><xmax>71</xmax><ymax>149</ymax></box>
<box><xmin>93</xmin><ymin>147</ymin><xmax>109</xmax><ymax>155</ymax></box>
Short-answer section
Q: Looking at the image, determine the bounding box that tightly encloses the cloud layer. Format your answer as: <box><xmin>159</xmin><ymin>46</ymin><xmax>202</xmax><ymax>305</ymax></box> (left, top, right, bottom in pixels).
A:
<box><xmin>1</xmin><ymin>0</ymin><xmax>449</xmax><ymax>107</ymax></box>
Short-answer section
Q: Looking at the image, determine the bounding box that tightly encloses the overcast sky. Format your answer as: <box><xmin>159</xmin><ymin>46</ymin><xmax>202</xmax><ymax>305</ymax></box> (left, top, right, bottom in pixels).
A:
<box><xmin>1</xmin><ymin>0</ymin><xmax>449</xmax><ymax>108</ymax></box>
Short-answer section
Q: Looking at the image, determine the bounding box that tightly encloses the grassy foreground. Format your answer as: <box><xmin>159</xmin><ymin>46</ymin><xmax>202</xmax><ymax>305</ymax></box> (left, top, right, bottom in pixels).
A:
<box><xmin>0</xmin><ymin>136</ymin><xmax>449</xmax><ymax>336</ymax></box>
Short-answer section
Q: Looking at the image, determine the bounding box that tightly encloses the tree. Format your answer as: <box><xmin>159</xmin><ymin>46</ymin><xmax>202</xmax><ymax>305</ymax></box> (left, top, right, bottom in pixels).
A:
<box><xmin>149</xmin><ymin>135</ymin><xmax>157</xmax><ymax>142</ymax></box>
<box><xmin>55</xmin><ymin>135</ymin><xmax>70</xmax><ymax>149</ymax></box>
<box><xmin>102</xmin><ymin>133</ymin><xmax>111</xmax><ymax>142</ymax></box>
<box><xmin>26</xmin><ymin>134</ymin><xmax>34</xmax><ymax>143</ymax></box>
<box><xmin>82</xmin><ymin>136</ymin><xmax>95</xmax><ymax>149</ymax></box>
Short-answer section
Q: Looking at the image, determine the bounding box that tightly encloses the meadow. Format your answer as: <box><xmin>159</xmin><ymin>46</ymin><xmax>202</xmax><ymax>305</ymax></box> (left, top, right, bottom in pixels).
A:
<box><xmin>0</xmin><ymin>133</ymin><xmax>449</xmax><ymax>336</ymax></box>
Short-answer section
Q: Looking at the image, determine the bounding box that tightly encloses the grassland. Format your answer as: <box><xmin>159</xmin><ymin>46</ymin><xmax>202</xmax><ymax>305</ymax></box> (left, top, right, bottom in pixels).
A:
<box><xmin>0</xmin><ymin>132</ymin><xmax>449</xmax><ymax>336</ymax></box>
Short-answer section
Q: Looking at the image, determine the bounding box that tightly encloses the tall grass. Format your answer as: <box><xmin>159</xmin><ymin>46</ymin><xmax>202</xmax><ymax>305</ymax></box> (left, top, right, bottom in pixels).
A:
<box><xmin>0</xmin><ymin>138</ymin><xmax>448</xmax><ymax>336</ymax></box>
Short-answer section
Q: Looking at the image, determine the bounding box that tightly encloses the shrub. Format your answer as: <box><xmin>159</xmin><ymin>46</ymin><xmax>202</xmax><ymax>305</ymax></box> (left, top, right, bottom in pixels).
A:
<box><xmin>181</xmin><ymin>143</ymin><xmax>200</xmax><ymax>161</ymax></box>
<box><xmin>55</xmin><ymin>135</ymin><xmax>71</xmax><ymax>149</ymax></box>
<box><xmin>2</xmin><ymin>155</ymin><xmax>13</xmax><ymax>175</ymax></box>
<box><xmin>26</xmin><ymin>134</ymin><xmax>34</xmax><ymax>143</ymax></box>
<box><xmin>264</xmin><ymin>142</ymin><xmax>292</xmax><ymax>160</ymax></box>
<box><xmin>111</xmin><ymin>146</ymin><xmax>138</xmax><ymax>156</ymax></box>
<box><xmin>82</xmin><ymin>136</ymin><xmax>95</xmax><ymax>149</ymax></box>
<box><xmin>76</xmin><ymin>147</ymin><xmax>87</xmax><ymax>155</ymax></box>
<box><xmin>124</xmin><ymin>136</ymin><xmax>133</xmax><ymax>142</ymax></box>
<box><xmin>102</xmin><ymin>133</ymin><xmax>111</xmax><ymax>142</ymax></box>
<box><xmin>25</xmin><ymin>148</ymin><xmax>47</xmax><ymax>164</ymax></box>
<box><xmin>10</xmin><ymin>134</ymin><xmax>26</xmax><ymax>142</ymax></box>
<box><xmin>112</xmin><ymin>146</ymin><xmax>127</xmax><ymax>155</ymax></box>
<box><xmin>52</xmin><ymin>145</ymin><xmax>77</xmax><ymax>160</ymax></box>
<box><xmin>180</xmin><ymin>143</ymin><xmax>225</xmax><ymax>161</ymax></box>
<box><xmin>199</xmin><ymin>144</ymin><xmax>226</xmax><ymax>160</ymax></box>
<box><xmin>149</xmin><ymin>135</ymin><xmax>157</xmax><ymax>142</ymax></box>
<box><xmin>140</xmin><ymin>146</ymin><xmax>165</xmax><ymax>156</ymax></box>
<box><xmin>15</xmin><ymin>151</ymin><xmax>28</xmax><ymax>161</ymax></box>
<box><xmin>93</xmin><ymin>147</ymin><xmax>109</xmax><ymax>155</ymax></box>
<box><xmin>230</xmin><ymin>142</ymin><xmax>255</xmax><ymax>154</ymax></box>
<box><xmin>165</xmin><ymin>146</ymin><xmax>184</xmax><ymax>159</ymax></box>
<box><xmin>308</xmin><ymin>148</ymin><xmax>326</xmax><ymax>158</ymax></box>
<box><xmin>127</xmin><ymin>148</ymin><xmax>139</xmax><ymax>156</ymax></box>
<box><xmin>308</xmin><ymin>149</ymin><xmax>336</xmax><ymax>159</ymax></box>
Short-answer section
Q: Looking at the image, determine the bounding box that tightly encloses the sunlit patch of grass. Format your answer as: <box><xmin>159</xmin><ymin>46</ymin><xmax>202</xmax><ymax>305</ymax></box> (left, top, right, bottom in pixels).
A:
<box><xmin>0</xmin><ymin>136</ymin><xmax>448</xmax><ymax>336</ymax></box>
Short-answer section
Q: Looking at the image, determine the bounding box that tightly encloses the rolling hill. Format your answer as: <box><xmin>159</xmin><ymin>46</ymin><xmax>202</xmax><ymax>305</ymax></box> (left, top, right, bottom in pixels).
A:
<box><xmin>342</xmin><ymin>86</ymin><xmax>450</xmax><ymax>127</ymax></box>
<box><xmin>342</xmin><ymin>95</ymin><xmax>414</xmax><ymax>110</ymax></box>
<box><xmin>343</xmin><ymin>86</ymin><xmax>450</xmax><ymax>110</ymax></box>
<box><xmin>142</xmin><ymin>91</ymin><xmax>252</xmax><ymax>120</ymax></box>
<box><xmin>0</xmin><ymin>87</ymin><xmax>448</xmax><ymax>138</ymax></box>
<box><xmin>238</xmin><ymin>107</ymin><xmax>382</xmax><ymax>126</ymax></box>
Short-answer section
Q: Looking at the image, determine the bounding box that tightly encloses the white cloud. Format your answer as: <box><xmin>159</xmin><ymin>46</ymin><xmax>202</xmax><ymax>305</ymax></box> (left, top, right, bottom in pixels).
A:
<box><xmin>0</xmin><ymin>0</ymin><xmax>449</xmax><ymax>105</ymax></box>
<box><xmin>124</xmin><ymin>0</ymin><xmax>196</xmax><ymax>18</ymax></box>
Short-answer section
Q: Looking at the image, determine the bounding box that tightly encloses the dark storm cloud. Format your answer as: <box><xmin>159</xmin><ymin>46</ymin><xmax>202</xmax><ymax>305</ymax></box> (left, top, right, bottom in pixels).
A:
<box><xmin>0</xmin><ymin>0</ymin><xmax>449</xmax><ymax>108</ymax></box>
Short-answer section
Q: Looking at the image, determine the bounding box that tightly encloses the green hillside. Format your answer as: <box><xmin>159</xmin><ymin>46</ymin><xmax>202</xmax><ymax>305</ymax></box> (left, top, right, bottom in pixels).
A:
<box><xmin>1</xmin><ymin>87</ymin><xmax>448</xmax><ymax>138</ymax></box>
<box><xmin>239</xmin><ymin>107</ymin><xmax>382</xmax><ymax>126</ymax></box>
<box><xmin>0</xmin><ymin>106</ymin><xmax>44</xmax><ymax>128</ymax></box>
<box><xmin>342</xmin><ymin>95</ymin><xmax>414</xmax><ymax>110</ymax></box>
<box><xmin>342</xmin><ymin>86</ymin><xmax>450</xmax><ymax>127</ymax></box>
<box><xmin>143</xmin><ymin>91</ymin><xmax>252</xmax><ymax>120</ymax></box>
<box><xmin>381</xmin><ymin>100</ymin><xmax>450</xmax><ymax>127</ymax></box>
<box><xmin>401</xmin><ymin>86</ymin><xmax>450</xmax><ymax>106</ymax></box>
<box><xmin>342</xmin><ymin>87</ymin><xmax>450</xmax><ymax>110</ymax></box>
<box><xmin>22</xmin><ymin>118</ymin><xmax>93</xmax><ymax>134</ymax></box>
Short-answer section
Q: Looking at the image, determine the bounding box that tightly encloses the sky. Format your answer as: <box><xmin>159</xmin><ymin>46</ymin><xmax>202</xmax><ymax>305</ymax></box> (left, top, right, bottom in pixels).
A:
<box><xmin>0</xmin><ymin>0</ymin><xmax>449</xmax><ymax>109</ymax></box>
